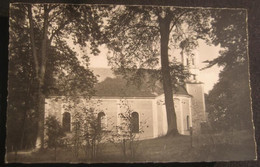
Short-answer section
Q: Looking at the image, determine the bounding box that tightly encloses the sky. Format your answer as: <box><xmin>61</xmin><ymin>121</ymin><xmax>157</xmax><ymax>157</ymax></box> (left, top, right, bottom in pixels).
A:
<box><xmin>196</xmin><ymin>41</ymin><xmax>222</xmax><ymax>93</ymax></box>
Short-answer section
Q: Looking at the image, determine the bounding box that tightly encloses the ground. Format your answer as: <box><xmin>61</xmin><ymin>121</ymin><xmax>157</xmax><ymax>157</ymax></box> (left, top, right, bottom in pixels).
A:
<box><xmin>6</xmin><ymin>130</ymin><xmax>256</xmax><ymax>163</ymax></box>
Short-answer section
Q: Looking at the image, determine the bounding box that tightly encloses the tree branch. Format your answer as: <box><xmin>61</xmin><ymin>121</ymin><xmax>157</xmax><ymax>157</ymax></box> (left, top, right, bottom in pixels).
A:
<box><xmin>39</xmin><ymin>4</ymin><xmax>49</xmax><ymax>82</ymax></box>
<box><xmin>47</xmin><ymin>4</ymin><xmax>59</xmax><ymax>13</ymax></box>
<box><xmin>169</xmin><ymin>10</ymin><xmax>190</xmax><ymax>33</ymax></box>
<box><xmin>49</xmin><ymin>19</ymin><xmax>70</xmax><ymax>43</ymax></box>
<box><xmin>48</xmin><ymin>9</ymin><xmax>63</xmax><ymax>23</ymax></box>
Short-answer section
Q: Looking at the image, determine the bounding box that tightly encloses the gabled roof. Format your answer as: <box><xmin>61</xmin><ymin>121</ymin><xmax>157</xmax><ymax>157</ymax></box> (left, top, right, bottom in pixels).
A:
<box><xmin>92</xmin><ymin>68</ymin><xmax>190</xmax><ymax>98</ymax></box>
<box><xmin>94</xmin><ymin>77</ymin><xmax>157</xmax><ymax>97</ymax></box>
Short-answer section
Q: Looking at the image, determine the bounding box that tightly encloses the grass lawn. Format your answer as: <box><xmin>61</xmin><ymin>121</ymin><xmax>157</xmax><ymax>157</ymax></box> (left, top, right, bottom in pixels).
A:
<box><xmin>6</xmin><ymin>130</ymin><xmax>256</xmax><ymax>163</ymax></box>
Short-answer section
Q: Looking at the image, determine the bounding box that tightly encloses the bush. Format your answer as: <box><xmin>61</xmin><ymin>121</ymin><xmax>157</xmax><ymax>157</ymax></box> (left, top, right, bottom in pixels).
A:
<box><xmin>45</xmin><ymin>116</ymin><xmax>65</xmax><ymax>148</ymax></box>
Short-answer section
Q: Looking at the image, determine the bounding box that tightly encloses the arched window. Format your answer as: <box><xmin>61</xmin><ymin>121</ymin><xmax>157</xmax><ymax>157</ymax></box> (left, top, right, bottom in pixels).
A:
<box><xmin>131</xmin><ymin>112</ymin><xmax>139</xmax><ymax>133</ymax></box>
<box><xmin>192</xmin><ymin>74</ymin><xmax>196</xmax><ymax>80</ymax></box>
<box><xmin>97</xmin><ymin>112</ymin><xmax>106</xmax><ymax>130</ymax></box>
<box><xmin>63</xmin><ymin>112</ymin><xmax>71</xmax><ymax>132</ymax></box>
<box><xmin>186</xmin><ymin>115</ymin><xmax>190</xmax><ymax>130</ymax></box>
<box><xmin>186</xmin><ymin>58</ymin><xmax>189</xmax><ymax>66</ymax></box>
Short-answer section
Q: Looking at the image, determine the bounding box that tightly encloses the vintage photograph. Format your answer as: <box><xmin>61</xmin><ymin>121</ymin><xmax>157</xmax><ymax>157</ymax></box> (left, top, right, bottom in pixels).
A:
<box><xmin>6</xmin><ymin>3</ymin><xmax>256</xmax><ymax>163</ymax></box>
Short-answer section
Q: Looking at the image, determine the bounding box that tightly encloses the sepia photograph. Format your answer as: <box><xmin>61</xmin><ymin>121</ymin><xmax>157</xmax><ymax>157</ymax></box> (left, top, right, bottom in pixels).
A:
<box><xmin>6</xmin><ymin>3</ymin><xmax>256</xmax><ymax>163</ymax></box>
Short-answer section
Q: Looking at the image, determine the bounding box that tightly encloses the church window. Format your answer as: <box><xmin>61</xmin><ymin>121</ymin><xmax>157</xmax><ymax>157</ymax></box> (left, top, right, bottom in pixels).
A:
<box><xmin>193</xmin><ymin>74</ymin><xmax>196</xmax><ymax>80</ymax></box>
<box><xmin>62</xmin><ymin>112</ymin><xmax>71</xmax><ymax>132</ymax></box>
<box><xmin>186</xmin><ymin>58</ymin><xmax>189</xmax><ymax>66</ymax></box>
<box><xmin>186</xmin><ymin>115</ymin><xmax>190</xmax><ymax>130</ymax></box>
<box><xmin>192</xmin><ymin>57</ymin><xmax>195</xmax><ymax>65</ymax></box>
<box><xmin>131</xmin><ymin>112</ymin><xmax>139</xmax><ymax>133</ymax></box>
<box><xmin>97</xmin><ymin>112</ymin><xmax>106</xmax><ymax>130</ymax></box>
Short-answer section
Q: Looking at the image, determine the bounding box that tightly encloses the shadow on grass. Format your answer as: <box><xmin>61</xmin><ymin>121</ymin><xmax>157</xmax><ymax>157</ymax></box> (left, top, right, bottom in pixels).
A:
<box><xmin>6</xmin><ymin>130</ymin><xmax>256</xmax><ymax>163</ymax></box>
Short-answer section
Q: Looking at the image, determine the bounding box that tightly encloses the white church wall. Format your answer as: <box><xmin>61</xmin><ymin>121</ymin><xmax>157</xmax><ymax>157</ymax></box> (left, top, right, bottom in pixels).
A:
<box><xmin>155</xmin><ymin>96</ymin><xmax>168</xmax><ymax>137</ymax></box>
<box><xmin>174</xmin><ymin>98</ymin><xmax>183</xmax><ymax>134</ymax></box>
<box><xmin>156</xmin><ymin>100</ymin><xmax>165</xmax><ymax>137</ymax></box>
<box><xmin>152</xmin><ymin>100</ymin><xmax>159</xmax><ymax>138</ymax></box>
<box><xmin>45</xmin><ymin>93</ymin><xmax>194</xmax><ymax>142</ymax></box>
<box><xmin>45</xmin><ymin>97</ymin><xmax>63</xmax><ymax>123</ymax></box>
<box><xmin>46</xmin><ymin>97</ymin><xmax>157</xmax><ymax>140</ymax></box>
<box><xmin>182</xmin><ymin>98</ymin><xmax>191</xmax><ymax>135</ymax></box>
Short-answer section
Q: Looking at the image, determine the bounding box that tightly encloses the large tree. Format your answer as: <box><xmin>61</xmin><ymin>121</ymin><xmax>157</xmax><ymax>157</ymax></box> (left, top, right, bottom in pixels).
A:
<box><xmin>105</xmin><ymin>6</ymin><xmax>212</xmax><ymax>135</ymax></box>
<box><xmin>205</xmin><ymin>9</ymin><xmax>252</xmax><ymax>130</ymax></box>
<box><xmin>8</xmin><ymin>4</ymin><xmax>105</xmax><ymax>149</ymax></box>
<box><xmin>8</xmin><ymin>5</ymin><xmax>41</xmax><ymax>151</ymax></box>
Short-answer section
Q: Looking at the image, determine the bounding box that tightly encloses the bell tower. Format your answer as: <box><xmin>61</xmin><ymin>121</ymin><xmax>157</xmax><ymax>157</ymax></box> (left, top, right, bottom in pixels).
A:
<box><xmin>181</xmin><ymin>50</ymin><xmax>200</xmax><ymax>82</ymax></box>
<box><xmin>181</xmin><ymin>50</ymin><xmax>207</xmax><ymax>134</ymax></box>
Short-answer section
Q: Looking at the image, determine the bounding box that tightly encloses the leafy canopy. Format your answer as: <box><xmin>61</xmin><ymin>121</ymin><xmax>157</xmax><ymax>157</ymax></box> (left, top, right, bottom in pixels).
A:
<box><xmin>105</xmin><ymin>6</ymin><xmax>212</xmax><ymax>88</ymax></box>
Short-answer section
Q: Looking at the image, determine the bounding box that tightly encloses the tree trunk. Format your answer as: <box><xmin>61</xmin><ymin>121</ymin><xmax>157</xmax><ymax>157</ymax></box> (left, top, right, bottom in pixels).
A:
<box><xmin>35</xmin><ymin>88</ymin><xmax>45</xmax><ymax>149</ymax></box>
<box><xmin>54</xmin><ymin>144</ymin><xmax>57</xmax><ymax>161</ymax></box>
<box><xmin>159</xmin><ymin>15</ymin><xmax>178</xmax><ymax>135</ymax></box>
<box><xmin>130</xmin><ymin>139</ymin><xmax>134</xmax><ymax>159</ymax></box>
<box><xmin>91</xmin><ymin>139</ymin><xmax>95</xmax><ymax>159</ymax></box>
<box><xmin>123</xmin><ymin>139</ymin><xmax>126</xmax><ymax>158</ymax></box>
<box><xmin>14</xmin><ymin>147</ymin><xmax>18</xmax><ymax>162</ymax></box>
<box><xmin>19</xmin><ymin>109</ymin><xmax>27</xmax><ymax>150</ymax></box>
<box><xmin>34</xmin><ymin>4</ymin><xmax>49</xmax><ymax>149</ymax></box>
<box><xmin>20</xmin><ymin>82</ymin><xmax>34</xmax><ymax>150</ymax></box>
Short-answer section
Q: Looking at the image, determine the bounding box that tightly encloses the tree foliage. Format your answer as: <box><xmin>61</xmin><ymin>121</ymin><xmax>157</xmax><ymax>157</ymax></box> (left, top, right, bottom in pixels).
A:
<box><xmin>45</xmin><ymin>116</ymin><xmax>65</xmax><ymax>148</ymax></box>
<box><xmin>8</xmin><ymin>5</ymin><xmax>39</xmax><ymax>151</ymax></box>
<box><xmin>205</xmin><ymin>9</ymin><xmax>252</xmax><ymax>131</ymax></box>
<box><xmin>8</xmin><ymin>4</ymin><xmax>105</xmax><ymax>149</ymax></box>
<box><xmin>63</xmin><ymin>99</ymin><xmax>108</xmax><ymax>160</ymax></box>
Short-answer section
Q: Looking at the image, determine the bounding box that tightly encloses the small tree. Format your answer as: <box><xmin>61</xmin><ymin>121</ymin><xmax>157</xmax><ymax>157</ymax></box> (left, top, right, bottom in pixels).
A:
<box><xmin>109</xmin><ymin>100</ymin><xmax>146</xmax><ymax>160</ymax></box>
<box><xmin>82</xmin><ymin>106</ymin><xmax>109</xmax><ymax>160</ymax></box>
<box><xmin>65</xmin><ymin>99</ymin><xmax>109</xmax><ymax>160</ymax></box>
<box><xmin>70</xmin><ymin>111</ymin><xmax>84</xmax><ymax>159</ymax></box>
<box><xmin>45</xmin><ymin>115</ymin><xmax>65</xmax><ymax>161</ymax></box>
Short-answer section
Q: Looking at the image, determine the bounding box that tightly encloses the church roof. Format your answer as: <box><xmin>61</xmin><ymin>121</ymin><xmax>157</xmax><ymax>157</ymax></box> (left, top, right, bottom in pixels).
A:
<box><xmin>92</xmin><ymin>68</ymin><xmax>190</xmax><ymax>98</ymax></box>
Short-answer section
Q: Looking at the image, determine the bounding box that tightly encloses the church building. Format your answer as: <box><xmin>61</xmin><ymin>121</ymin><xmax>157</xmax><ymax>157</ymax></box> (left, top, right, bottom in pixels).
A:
<box><xmin>45</xmin><ymin>52</ymin><xmax>207</xmax><ymax>140</ymax></box>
